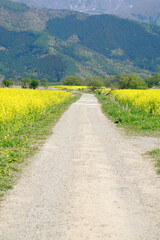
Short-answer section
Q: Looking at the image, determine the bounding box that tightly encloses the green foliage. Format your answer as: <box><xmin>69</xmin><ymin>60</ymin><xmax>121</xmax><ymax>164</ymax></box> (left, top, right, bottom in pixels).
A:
<box><xmin>47</xmin><ymin>14</ymin><xmax>160</xmax><ymax>72</ymax></box>
<box><xmin>97</xmin><ymin>94</ymin><xmax>160</xmax><ymax>133</ymax></box>
<box><xmin>107</xmin><ymin>73</ymin><xmax>148</xmax><ymax>89</ymax></box>
<box><xmin>29</xmin><ymin>79</ymin><xmax>39</xmax><ymax>89</ymax></box>
<box><xmin>35</xmin><ymin>55</ymin><xmax>66</xmax><ymax>81</ymax></box>
<box><xmin>118</xmin><ymin>73</ymin><xmax>147</xmax><ymax>89</ymax></box>
<box><xmin>9</xmin><ymin>78</ymin><xmax>19</xmax><ymax>86</ymax></box>
<box><xmin>52</xmin><ymin>79</ymin><xmax>58</xmax><ymax>83</ymax></box>
<box><xmin>144</xmin><ymin>73</ymin><xmax>160</xmax><ymax>88</ymax></box>
<box><xmin>0</xmin><ymin>94</ymin><xmax>80</xmax><ymax>199</ymax></box>
<box><xmin>34</xmin><ymin>33</ymin><xmax>49</xmax><ymax>49</ymax></box>
<box><xmin>0</xmin><ymin>26</ymin><xmax>66</xmax><ymax>81</ymax></box>
<box><xmin>22</xmin><ymin>77</ymin><xmax>31</xmax><ymax>88</ymax></box>
<box><xmin>0</xmin><ymin>6</ymin><xmax>159</xmax><ymax>80</ymax></box>
<box><xmin>62</xmin><ymin>76</ymin><xmax>81</xmax><ymax>86</ymax></box>
<box><xmin>2</xmin><ymin>79</ymin><xmax>13</xmax><ymax>87</ymax></box>
<box><xmin>0</xmin><ymin>0</ymin><xmax>28</xmax><ymax>12</ymax></box>
<box><xmin>106</xmin><ymin>72</ymin><xmax>160</xmax><ymax>89</ymax></box>
<box><xmin>105</xmin><ymin>75</ymin><xmax>116</xmax><ymax>88</ymax></box>
<box><xmin>86</xmin><ymin>76</ymin><xmax>105</xmax><ymax>90</ymax></box>
<box><xmin>149</xmin><ymin>149</ymin><xmax>160</xmax><ymax>174</ymax></box>
<box><xmin>40</xmin><ymin>78</ymin><xmax>49</xmax><ymax>88</ymax></box>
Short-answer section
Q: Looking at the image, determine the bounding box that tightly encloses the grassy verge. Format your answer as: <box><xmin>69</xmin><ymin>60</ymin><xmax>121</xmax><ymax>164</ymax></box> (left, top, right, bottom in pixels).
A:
<box><xmin>96</xmin><ymin>94</ymin><xmax>160</xmax><ymax>173</ymax></box>
<box><xmin>149</xmin><ymin>149</ymin><xmax>160</xmax><ymax>174</ymax></box>
<box><xmin>96</xmin><ymin>94</ymin><xmax>160</xmax><ymax>136</ymax></box>
<box><xmin>0</xmin><ymin>94</ymin><xmax>80</xmax><ymax>200</ymax></box>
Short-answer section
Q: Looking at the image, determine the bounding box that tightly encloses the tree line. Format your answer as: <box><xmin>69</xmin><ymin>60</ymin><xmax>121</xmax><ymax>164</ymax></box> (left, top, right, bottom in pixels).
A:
<box><xmin>105</xmin><ymin>73</ymin><xmax>160</xmax><ymax>89</ymax></box>
<box><xmin>1</xmin><ymin>73</ymin><xmax>160</xmax><ymax>90</ymax></box>
<box><xmin>62</xmin><ymin>73</ymin><xmax>160</xmax><ymax>90</ymax></box>
<box><xmin>2</xmin><ymin>78</ymin><xmax>49</xmax><ymax>89</ymax></box>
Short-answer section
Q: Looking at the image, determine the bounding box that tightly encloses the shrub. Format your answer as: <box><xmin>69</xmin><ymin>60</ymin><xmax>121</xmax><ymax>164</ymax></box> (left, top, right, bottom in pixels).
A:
<box><xmin>2</xmin><ymin>79</ymin><xmax>13</xmax><ymax>88</ymax></box>
<box><xmin>62</xmin><ymin>76</ymin><xmax>81</xmax><ymax>86</ymax></box>
<box><xmin>29</xmin><ymin>79</ymin><xmax>39</xmax><ymax>89</ymax></box>
<box><xmin>22</xmin><ymin>77</ymin><xmax>31</xmax><ymax>89</ymax></box>
<box><xmin>86</xmin><ymin>76</ymin><xmax>105</xmax><ymax>90</ymax></box>
<box><xmin>118</xmin><ymin>73</ymin><xmax>147</xmax><ymax>89</ymax></box>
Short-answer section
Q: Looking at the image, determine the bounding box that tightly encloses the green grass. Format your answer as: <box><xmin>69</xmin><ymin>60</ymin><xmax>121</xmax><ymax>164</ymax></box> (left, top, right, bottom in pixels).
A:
<box><xmin>48</xmin><ymin>82</ymin><xmax>62</xmax><ymax>86</ymax></box>
<box><xmin>96</xmin><ymin>94</ymin><xmax>160</xmax><ymax>136</ymax></box>
<box><xmin>0</xmin><ymin>94</ymin><xmax>80</xmax><ymax>200</ymax></box>
<box><xmin>149</xmin><ymin>149</ymin><xmax>160</xmax><ymax>174</ymax></box>
<box><xmin>96</xmin><ymin>93</ymin><xmax>160</xmax><ymax>174</ymax></box>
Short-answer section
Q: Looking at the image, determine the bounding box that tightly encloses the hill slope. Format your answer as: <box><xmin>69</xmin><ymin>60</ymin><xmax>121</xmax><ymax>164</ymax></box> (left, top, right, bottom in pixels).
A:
<box><xmin>11</xmin><ymin>0</ymin><xmax>160</xmax><ymax>25</ymax></box>
<box><xmin>0</xmin><ymin>0</ymin><xmax>160</xmax><ymax>80</ymax></box>
<box><xmin>10</xmin><ymin>0</ymin><xmax>144</xmax><ymax>15</ymax></box>
<box><xmin>46</xmin><ymin>14</ymin><xmax>160</xmax><ymax>71</ymax></box>
<box><xmin>119</xmin><ymin>0</ymin><xmax>160</xmax><ymax>25</ymax></box>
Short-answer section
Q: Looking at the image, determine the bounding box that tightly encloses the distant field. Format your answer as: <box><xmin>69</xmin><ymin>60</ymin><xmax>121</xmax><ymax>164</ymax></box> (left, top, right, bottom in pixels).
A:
<box><xmin>50</xmin><ymin>86</ymin><xmax>111</xmax><ymax>93</ymax></box>
<box><xmin>50</xmin><ymin>85</ymin><xmax>91</xmax><ymax>90</ymax></box>
<box><xmin>48</xmin><ymin>83</ymin><xmax>62</xmax><ymax>86</ymax></box>
<box><xmin>0</xmin><ymin>88</ymin><xmax>79</xmax><ymax>198</ymax></box>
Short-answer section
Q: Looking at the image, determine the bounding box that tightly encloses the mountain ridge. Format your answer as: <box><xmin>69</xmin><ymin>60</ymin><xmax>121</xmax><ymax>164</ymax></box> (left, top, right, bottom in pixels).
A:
<box><xmin>10</xmin><ymin>0</ymin><xmax>160</xmax><ymax>25</ymax></box>
<box><xmin>0</xmin><ymin>0</ymin><xmax>159</xmax><ymax>81</ymax></box>
<box><xmin>119</xmin><ymin>0</ymin><xmax>160</xmax><ymax>25</ymax></box>
<box><xmin>10</xmin><ymin>0</ymin><xmax>141</xmax><ymax>14</ymax></box>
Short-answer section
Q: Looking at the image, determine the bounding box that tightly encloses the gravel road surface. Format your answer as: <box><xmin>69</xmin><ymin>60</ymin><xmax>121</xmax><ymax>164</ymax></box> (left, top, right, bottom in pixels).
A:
<box><xmin>0</xmin><ymin>94</ymin><xmax>160</xmax><ymax>240</ymax></box>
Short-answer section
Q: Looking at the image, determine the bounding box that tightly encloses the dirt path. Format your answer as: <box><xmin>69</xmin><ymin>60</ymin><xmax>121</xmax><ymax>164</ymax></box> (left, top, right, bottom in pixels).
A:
<box><xmin>0</xmin><ymin>94</ymin><xmax>160</xmax><ymax>240</ymax></box>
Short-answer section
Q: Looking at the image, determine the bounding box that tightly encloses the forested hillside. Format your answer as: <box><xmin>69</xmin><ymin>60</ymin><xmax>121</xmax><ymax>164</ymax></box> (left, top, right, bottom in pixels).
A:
<box><xmin>0</xmin><ymin>0</ymin><xmax>159</xmax><ymax>80</ymax></box>
<box><xmin>0</xmin><ymin>26</ymin><xmax>66</xmax><ymax>80</ymax></box>
<box><xmin>47</xmin><ymin>14</ymin><xmax>160</xmax><ymax>72</ymax></box>
<box><xmin>0</xmin><ymin>0</ymin><xmax>28</xmax><ymax>12</ymax></box>
<box><xmin>11</xmin><ymin>0</ymin><xmax>160</xmax><ymax>25</ymax></box>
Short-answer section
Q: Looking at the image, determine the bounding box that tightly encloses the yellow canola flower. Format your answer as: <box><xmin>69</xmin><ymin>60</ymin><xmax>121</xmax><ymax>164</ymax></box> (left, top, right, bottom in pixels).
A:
<box><xmin>0</xmin><ymin>88</ymin><xmax>72</xmax><ymax>129</ymax></box>
<box><xmin>52</xmin><ymin>86</ymin><xmax>110</xmax><ymax>93</ymax></box>
<box><xmin>94</xmin><ymin>88</ymin><xmax>111</xmax><ymax>94</ymax></box>
<box><xmin>111</xmin><ymin>89</ymin><xmax>160</xmax><ymax>116</ymax></box>
<box><xmin>52</xmin><ymin>85</ymin><xmax>91</xmax><ymax>90</ymax></box>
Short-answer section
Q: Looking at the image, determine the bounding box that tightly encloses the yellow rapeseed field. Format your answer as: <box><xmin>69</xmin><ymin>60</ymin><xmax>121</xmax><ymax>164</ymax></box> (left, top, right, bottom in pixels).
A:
<box><xmin>111</xmin><ymin>89</ymin><xmax>160</xmax><ymax>116</ymax></box>
<box><xmin>95</xmin><ymin>88</ymin><xmax>111</xmax><ymax>94</ymax></box>
<box><xmin>0</xmin><ymin>88</ymin><xmax>72</xmax><ymax>132</ymax></box>
<box><xmin>53</xmin><ymin>85</ymin><xmax>91</xmax><ymax>90</ymax></box>
<box><xmin>0</xmin><ymin>88</ymin><xmax>74</xmax><ymax>193</ymax></box>
<box><xmin>53</xmin><ymin>86</ymin><xmax>110</xmax><ymax>92</ymax></box>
